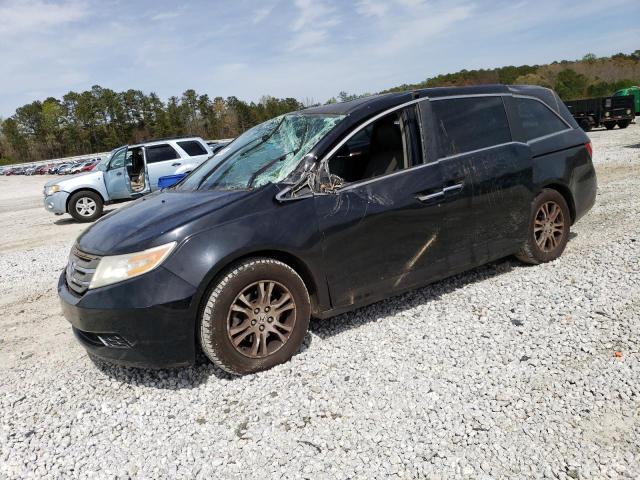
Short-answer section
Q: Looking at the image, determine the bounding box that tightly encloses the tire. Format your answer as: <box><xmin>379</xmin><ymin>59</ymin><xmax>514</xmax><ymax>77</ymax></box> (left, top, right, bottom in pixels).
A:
<box><xmin>516</xmin><ymin>189</ymin><xmax>571</xmax><ymax>265</ymax></box>
<box><xmin>579</xmin><ymin>119</ymin><xmax>592</xmax><ymax>132</ymax></box>
<box><xmin>617</xmin><ymin>120</ymin><xmax>630</xmax><ymax>129</ymax></box>
<box><xmin>603</xmin><ymin>121</ymin><xmax>616</xmax><ymax>130</ymax></box>
<box><xmin>199</xmin><ymin>258</ymin><xmax>310</xmax><ymax>375</ymax></box>
<box><xmin>68</xmin><ymin>190</ymin><xmax>103</xmax><ymax>222</ymax></box>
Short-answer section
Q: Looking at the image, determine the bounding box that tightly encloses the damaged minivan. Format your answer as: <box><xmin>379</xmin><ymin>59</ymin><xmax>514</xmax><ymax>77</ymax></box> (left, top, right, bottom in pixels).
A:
<box><xmin>59</xmin><ymin>85</ymin><xmax>597</xmax><ymax>375</ymax></box>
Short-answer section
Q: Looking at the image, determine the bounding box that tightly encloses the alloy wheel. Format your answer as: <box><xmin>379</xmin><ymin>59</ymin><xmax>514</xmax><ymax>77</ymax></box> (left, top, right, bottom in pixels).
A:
<box><xmin>534</xmin><ymin>200</ymin><xmax>565</xmax><ymax>252</ymax></box>
<box><xmin>226</xmin><ymin>280</ymin><xmax>296</xmax><ymax>358</ymax></box>
<box><xmin>75</xmin><ymin>197</ymin><xmax>97</xmax><ymax>217</ymax></box>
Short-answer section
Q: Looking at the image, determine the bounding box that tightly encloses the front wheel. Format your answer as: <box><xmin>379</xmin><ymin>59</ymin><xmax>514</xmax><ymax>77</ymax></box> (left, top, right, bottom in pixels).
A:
<box><xmin>68</xmin><ymin>191</ymin><xmax>103</xmax><ymax>222</ymax></box>
<box><xmin>199</xmin><ymin>258</ymin><xmax>310</xmax><ymax>375</ymax></box>
<box><xmin>516</xmin><ymin>189</ymin><xmax>571</xmax><ymax>265</ymax></box>
<box><xmin>603</xmin><ymin>121</ymin><xmax>616</xmax><ymax>130</ymax></box>
<box><xmin>617</xmin><ymin>120</ymin><xmax>630</xmax><ymax>129</ymax></box>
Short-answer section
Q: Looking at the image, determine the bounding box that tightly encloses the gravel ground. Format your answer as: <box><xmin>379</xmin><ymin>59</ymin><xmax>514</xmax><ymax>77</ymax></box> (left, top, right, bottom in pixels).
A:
<box><xmin>1</xmin><ymin>124</ymin><xmax>639</xmax><ymax>479</ymax></box>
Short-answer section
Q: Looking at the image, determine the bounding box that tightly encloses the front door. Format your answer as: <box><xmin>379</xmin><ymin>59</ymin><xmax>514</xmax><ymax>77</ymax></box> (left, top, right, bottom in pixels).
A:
<box><xmin>103</xmin><ymin>146</ymin><xmax>131</xmax><ymax>200</ymax></box>
<box><xmin>315</xmin><ymin>105</ymin><xmax>449</xmax><ymax>309</ymax></box>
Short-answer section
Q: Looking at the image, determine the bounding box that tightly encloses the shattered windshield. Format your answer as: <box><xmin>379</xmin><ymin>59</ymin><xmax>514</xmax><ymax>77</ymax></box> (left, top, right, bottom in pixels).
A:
<box><xmin>177</xmin><ymin>113</ymin><xmax>345</xmax><ymax>191</ymax></box>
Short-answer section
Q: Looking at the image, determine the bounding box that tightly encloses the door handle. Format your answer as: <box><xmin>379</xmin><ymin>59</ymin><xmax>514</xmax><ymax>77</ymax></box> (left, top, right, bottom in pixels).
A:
<box><xmin>443</xmin><ymin>183</ymin><xmax>463</xmax><ymax>194</ymax></box>
<box><xmin>416</xmin><ymin>190</ymin><xmax>445</xmax><ymax>202</ymax></box>
<box><xmin>171</xmin><ymin>162</ymin><xmax>182</xmax><ymax>167</ymax></box>
<box><xmin>415</xmin><ymin>183</ymin><xmax>464</xmax><ymax>202</ymax></box>
<box><xmin>116</xmin><ymin>172</ymin><xmax>122</xmax><ymax>176</ymax></box>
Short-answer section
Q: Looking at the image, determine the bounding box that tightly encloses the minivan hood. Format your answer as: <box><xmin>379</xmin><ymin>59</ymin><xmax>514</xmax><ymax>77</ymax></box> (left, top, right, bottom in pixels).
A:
<box><xmin>77</xmin><ymin>189</ymin><xmax>257</xmax><ymax>255</ymax></box>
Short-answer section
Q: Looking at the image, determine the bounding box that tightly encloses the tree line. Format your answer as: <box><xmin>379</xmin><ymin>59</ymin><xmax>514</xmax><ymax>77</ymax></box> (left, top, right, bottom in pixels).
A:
<box><xmin>384</xmin><ymin>50</ymin><xmax>640</xmax><ymax>101</ymax></box>
<box><xmin>0</xmin><ymin>88</ymin><xmax>303</xmax><ymax>163</ymax></box>
<box><xmin>1</xmin><ymin>50</ymin><xmax>639</xmax><ymax>164</ymax></box>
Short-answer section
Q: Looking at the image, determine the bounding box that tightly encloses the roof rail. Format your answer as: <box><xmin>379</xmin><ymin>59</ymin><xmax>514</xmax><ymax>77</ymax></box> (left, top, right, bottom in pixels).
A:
<box><xmin>136</xmin><ymin>135</ymin><xmax>201</xmax><ymax>143</ymax></box>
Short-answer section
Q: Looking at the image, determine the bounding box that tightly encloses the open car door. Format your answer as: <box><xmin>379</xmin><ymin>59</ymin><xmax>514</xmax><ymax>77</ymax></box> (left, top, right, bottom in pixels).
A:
<box><xmin>103</xmin><ymin>146</ymin><xmax>132</xmax><ymax>200</ymax></box>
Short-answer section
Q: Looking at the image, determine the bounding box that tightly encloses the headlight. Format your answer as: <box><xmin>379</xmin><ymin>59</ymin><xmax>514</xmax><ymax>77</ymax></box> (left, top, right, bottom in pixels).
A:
<box><xmin>627</xmin><ymin>109</ymin><xmax>631</xmax><ymax>115</ymax></box>
<box><xmin>604</xmin><ymin>112</ymin><xmax>610</xmax><ymax>118</ymax></box>
<box><xmin>89</xmin><ymin>242</ymin><xmax>176</xmax><ymax>289</ymax></box>
<box><xmin>45</xmin><ymin>185</ymin><xmax>60</xmax><ymax>196</ymax></box>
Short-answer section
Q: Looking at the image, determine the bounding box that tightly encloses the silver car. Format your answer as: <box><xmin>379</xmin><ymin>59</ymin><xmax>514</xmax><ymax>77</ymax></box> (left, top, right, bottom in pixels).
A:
<box><xmin>43</xmin><ymin>137</ymin><xmax>213</xmax><ymax>222</ymax></box>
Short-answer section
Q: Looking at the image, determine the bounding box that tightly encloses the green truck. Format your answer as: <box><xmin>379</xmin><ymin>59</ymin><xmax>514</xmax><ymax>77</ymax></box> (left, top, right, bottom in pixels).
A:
<box><xmin>614</xmin><ymin>86</ymin><xmax>640</xmax><ymax>114</ymax></box>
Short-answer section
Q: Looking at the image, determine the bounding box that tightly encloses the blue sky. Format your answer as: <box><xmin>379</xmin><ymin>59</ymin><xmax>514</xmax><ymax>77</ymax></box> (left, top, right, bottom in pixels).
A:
<box><xmin>1</xmin><ymin>0</ymin><xmax>639</xmax><ymax>117</ymax></box>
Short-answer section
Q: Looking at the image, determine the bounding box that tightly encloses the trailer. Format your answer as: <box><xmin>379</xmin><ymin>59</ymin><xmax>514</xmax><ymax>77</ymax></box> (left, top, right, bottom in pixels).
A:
<box><xmin>564</xmin><ymin>95</ymin><xmax>635</xmax><ymax>131</ymax></box>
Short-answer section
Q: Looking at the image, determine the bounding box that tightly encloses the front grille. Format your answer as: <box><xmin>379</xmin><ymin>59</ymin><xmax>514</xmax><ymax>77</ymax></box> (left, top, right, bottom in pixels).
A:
<box><xmin>66</xmin><ymin>246</ymin><xmax>101</xmax><ymax>295</ymax></box>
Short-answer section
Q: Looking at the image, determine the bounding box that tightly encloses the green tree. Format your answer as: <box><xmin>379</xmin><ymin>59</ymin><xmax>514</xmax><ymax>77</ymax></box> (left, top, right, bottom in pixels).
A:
<box><xmin>554</xmin><ymin>69</ymin><xmax>588</xmax><ymax>100</ymax></box>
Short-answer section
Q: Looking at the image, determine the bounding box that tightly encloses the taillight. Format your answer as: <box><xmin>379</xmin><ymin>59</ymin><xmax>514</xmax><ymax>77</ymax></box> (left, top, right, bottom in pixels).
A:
<box><xmin>585</xmin><ymin>142</ymin><xmax>593</xmax><ymax>159</ymax></box>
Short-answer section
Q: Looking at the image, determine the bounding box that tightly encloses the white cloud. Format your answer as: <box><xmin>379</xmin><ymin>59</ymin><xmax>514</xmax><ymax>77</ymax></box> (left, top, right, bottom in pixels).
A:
<box><xmin>355</xmin><ymin>0</ymin><xmax>388</xmax><ymax>18</ymax></box>
<box><xmin>288</xmin><ymin>0</ymin><xmax>340</xmax><ymax>52</ymax></box>
<box><xmin>150</xmin><ymin>11</ymin><xmax>181</xmax><ymax>21</ymax></box>
<box><xmin>0</xmin><ymin>0</ymin><xmax>88</xmax><ymax>36</ymax></box>
<box><xmin>291</xmin><ymin>0</ymin><xmax>336</xmax><ymax>31</ymax></box>
<box><xmin>253</xmin><ymin>5</ymin><xmax>275</xmax><ymax>24</ymax></box>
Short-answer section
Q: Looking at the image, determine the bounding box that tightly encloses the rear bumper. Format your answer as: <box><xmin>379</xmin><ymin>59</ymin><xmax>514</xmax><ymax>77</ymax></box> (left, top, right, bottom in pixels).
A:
<box><xmin>44</xmin><ymin>191</ymin><xmax>69</xmax><ymax>215</ymax></box>
<box><xmin>58</xmin><ymin>267</ymin><xmax>198</xmax><ymax>368</ymax></box>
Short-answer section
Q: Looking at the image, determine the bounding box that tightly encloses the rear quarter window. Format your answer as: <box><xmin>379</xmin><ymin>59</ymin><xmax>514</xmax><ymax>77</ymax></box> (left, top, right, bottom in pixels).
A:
<box><xmin>515</xmin><ymin>97</ymin><xmax>569</xmax><ymax>141</ymax></box>
<box><xmin>145</xmin><ymin>144</ymin><xmax>180</xmax><ymax>164</ymax></box>
<box><xmin>431</xmin><ymin>96</ymin><xmax>511</xmax><ymax>157</ymax></box>
<box><xmin>177</xmin><ymin>140</ymin><xmax>208</xmax><ymax>157</ymax></box>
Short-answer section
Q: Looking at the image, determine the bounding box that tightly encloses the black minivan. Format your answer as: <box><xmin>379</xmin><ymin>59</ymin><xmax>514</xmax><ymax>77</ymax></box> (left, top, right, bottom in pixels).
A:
<box><xmin>60</xmin><ymin>85</ymin><xmax>597</xmax><ymax>375</ymax></box>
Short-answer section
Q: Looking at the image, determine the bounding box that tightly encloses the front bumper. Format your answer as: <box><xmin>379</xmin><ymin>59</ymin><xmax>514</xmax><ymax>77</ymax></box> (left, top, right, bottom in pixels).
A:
<box><xmin>44</xmin><ymin>191</ymin><xmax>70</xmax><ymax>215</ymax></box>
<box><xmin>58</xmin><ymin>266</ymin><xmax>199</xmax><ymax>368</ymax></box>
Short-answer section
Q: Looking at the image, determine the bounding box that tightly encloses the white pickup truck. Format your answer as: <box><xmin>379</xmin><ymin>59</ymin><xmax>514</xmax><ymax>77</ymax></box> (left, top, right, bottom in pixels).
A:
<box><xmin>43</xmin><ymin>137</ymin><xmax>213</xmax><ymax>222</ymax></box>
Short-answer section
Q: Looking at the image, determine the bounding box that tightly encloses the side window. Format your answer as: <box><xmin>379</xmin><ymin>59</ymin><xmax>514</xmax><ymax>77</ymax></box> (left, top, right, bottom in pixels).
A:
<box><xmin>177</xmin><ymin>140</ymin><xmax>207</xmax><ymax>157</ymax></box>
<box><xmin>145</xmin><ymin>144</ymin><xmax>180</xmax><ymax>164</ymax></box>
<box><xmin>515</xmin><ymin>98</ymin><xmax>569</xmax><ymax>140</ymax></box>
<box><xmin>431</xmin><ymin>96</ymin><xmax>511</xmax><ymax>157</ymax></box>
<box><xmin>328</xmin><ymin>108</ymin><xmax>418</xmax><ymax>184</ymax></box>
<box><xmin>109</xmin><ymin>148</ymin><xmax>127</xmax><ymax>169</ymax></box>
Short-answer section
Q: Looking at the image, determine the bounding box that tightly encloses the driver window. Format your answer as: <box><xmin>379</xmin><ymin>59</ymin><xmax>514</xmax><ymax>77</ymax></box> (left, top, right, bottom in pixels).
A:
<box><xmin>108</xmin><ymin>148</ymin><xmax>126</xmax><ymax>170</ymax></box>
<box><xmin>328</xmin><ymin>110</ymin><xmax>410</xmax><ymax>184</ymax></box>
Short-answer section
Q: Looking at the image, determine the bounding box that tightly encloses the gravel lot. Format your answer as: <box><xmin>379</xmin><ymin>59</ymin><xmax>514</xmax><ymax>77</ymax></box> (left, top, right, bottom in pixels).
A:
<box><xmin>1</xmin><ymin>125</ymin><xmax>639</xmax><ymax>479</ymax></box>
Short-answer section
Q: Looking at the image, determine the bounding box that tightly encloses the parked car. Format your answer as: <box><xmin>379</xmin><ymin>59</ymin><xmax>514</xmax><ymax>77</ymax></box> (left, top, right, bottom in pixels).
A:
<box><xmin>565</xmin><ymin>95</ymin><xmax>635</xmax><ymax>131</ymax></box>
<box><xmin>59</xmin><ymin>85</ymin><xmax>597</xmax><ymax>375</ymax></box>
<box><xmin>207</xmin><ymin>140</ymin><xmax>232</xmax><ymax>154</ymax></box>
<box><xmin>79</xmin><ymin>160</ymin><xmax>97</xmax><ymax>173</ymax></box>
<box><xmin>35</xmin><ymin>164</ymin><xmax>52</xmax><ymax>175</ymax></box>
<box><xmin>44</xmin><ymin>137</ymin><xmax>213</xmax><ymax>222</ymax></box>
<box><xmin>56</xmin><ymin>163</ymin><xmax>75</xmax><ymax>175</ymax></box>
<box><xmin>7</xmin><ymin>166</ymin><xmax>26</xmax><ymax>175</ymax></box>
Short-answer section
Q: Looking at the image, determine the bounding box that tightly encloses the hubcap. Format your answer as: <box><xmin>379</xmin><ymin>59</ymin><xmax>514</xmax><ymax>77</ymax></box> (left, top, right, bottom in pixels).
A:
<box><xmin>227</xmin><ymin>280</ymin><xmax>296</xmax><ymax>358</ymax></box>
<box><xmin>75</xmin><ymin>197</ymin><xmax>97</xmax><ymax>217</ymax></box>
<box><xmin>534</xmin><ymin>201</ymin><xmax>564</xmax><ymax>252</ymax></box>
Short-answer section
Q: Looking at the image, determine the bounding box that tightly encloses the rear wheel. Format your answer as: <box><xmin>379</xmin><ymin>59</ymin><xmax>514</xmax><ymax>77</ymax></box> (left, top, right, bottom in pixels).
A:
<box><xmin>516</xmin><ymin>189</ymin><xmax>571</xmax><ymax>265</ymax></box>
<box><xmin>579</xmin><ymin>118</ymin><xmax>592</xmax><ymax>132</ymax></box>
<box><xmin>603</xmin><ymin>121</ymin><xmax>616</xmax><ymax>130</ymax></box>
<box><xmin>617</xmin><ymin>120</ymin><xmax>630</xmax><ymax>129</ymax></box>
<box><xmin>199</xmin><ymin>258</ymin><xmax>310</xmax><ymax>375</ymax></box>
<box><xmin>68</xmin><ymin>191</ymin><xmax>103</xmax><ymax>222</ymax></box>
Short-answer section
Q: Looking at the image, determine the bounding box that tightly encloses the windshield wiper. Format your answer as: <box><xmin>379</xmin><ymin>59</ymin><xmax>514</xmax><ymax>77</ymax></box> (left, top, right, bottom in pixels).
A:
<box><xmin>246</xmin><ymin>120</ymin><xmax>310</xmax><ymax>189</ymax></box>
<box><xmin>247</xmin><ymin>154</ymin><xmax>288</xmax><ymax>189</ymax></box>
<box><xmin>239</xmin><ymin>115</ymin><xmax>287</xmax><ymax>158</ymax></box>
